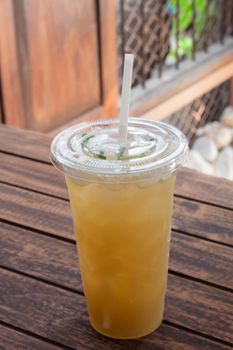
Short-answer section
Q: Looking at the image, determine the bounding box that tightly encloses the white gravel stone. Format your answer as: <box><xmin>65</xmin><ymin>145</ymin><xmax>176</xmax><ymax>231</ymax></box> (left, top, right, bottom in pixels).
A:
<box><xmin>203</xmin><ymin>122</ymin><xmax>232</xmax><ymax>149</ymax></box>
<box><xmin>220</xmin><ymin>106</ymin><xmax>233</xmax><ymax>128</ymax></box>
<box><xmin>196</xmin><ymin>126</ymin><xmax>206</xmax><ymax>136</ymax></box>
<box><xmin>215</xmin><ymin>146</ymin><xmax>233</xmax><ymax>181</ymax></box>
<box><xmin>192</xmin><ymin>136</ymin><xmax>218</xmax><ymax>162</ymax></box>
<box><xmin>185</xmin><ymin>150</ymin><xmax>215</xmax><ymax>176</ymax></box>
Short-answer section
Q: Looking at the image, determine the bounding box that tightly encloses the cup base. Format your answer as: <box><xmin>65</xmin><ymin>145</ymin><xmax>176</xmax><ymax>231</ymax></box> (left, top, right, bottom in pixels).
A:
<box><xmin>89</xmin><ymin>318</ymin><xmax>163</xmax><ymax>340</ymax></box>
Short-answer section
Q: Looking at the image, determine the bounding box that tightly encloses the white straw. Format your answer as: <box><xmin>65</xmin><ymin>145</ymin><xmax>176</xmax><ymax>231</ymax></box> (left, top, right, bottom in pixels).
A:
<box><xmin>119</xmin><ymin>53</ymin><xmax>134</xmax><ymax>145</ymax></box>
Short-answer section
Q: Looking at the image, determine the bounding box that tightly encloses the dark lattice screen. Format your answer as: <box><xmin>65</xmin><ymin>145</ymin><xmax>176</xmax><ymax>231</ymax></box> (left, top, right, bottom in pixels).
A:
<box><xmin>116</xmin><ymin>0</ymin><xmax>233</xmax><ymax>88</ymax></box>
<box><xmin>166</xmin><ymin>80</ymin><xmax>230</xmax><ymax>144</ymax></box>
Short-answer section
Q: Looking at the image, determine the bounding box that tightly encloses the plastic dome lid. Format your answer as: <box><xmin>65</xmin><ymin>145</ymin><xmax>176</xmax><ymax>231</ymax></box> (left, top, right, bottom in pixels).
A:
<box><xmin>51</xmin><ymin>118</ymin><xmax>189</xmax><ymax>179</ymax></box>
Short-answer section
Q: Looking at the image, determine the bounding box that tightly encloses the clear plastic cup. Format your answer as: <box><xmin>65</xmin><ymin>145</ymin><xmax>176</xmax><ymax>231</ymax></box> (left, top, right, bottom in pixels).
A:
<box><xmin>51</xmin><ymin>118</ymin><xmax>188</xmax><ymax>339</ymax></box>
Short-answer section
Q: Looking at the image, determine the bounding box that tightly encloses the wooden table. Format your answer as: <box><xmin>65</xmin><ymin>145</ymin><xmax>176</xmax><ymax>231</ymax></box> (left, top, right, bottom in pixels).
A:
<box><xmin>0</xmin><ymin>125</ymin><xmax>233</xmax><ymax>350</ymax></box>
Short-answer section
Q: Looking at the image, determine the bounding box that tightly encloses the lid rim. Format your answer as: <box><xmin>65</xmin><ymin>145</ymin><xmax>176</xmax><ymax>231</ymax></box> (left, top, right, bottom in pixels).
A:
<box><xmin>50</xmin><ymin>118</ymin><xmax>189</xmax><ymax>178</ymax></box>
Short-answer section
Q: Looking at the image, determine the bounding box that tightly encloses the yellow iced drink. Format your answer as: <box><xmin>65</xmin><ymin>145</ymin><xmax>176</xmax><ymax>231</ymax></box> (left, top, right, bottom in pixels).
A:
<box><xmin>51</xmin><ymin>118</ymin><xmax>188</xmax><ymax>339</ymax></box>
<box><xmin>66</xmin><ymin>174</ymin><xmax>175</xmax><ymax>338</ymax></box>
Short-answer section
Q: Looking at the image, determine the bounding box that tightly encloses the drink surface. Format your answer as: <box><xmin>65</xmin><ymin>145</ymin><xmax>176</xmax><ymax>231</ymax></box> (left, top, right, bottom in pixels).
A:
<box><xmin>66</xmin><ymin>173</ymin><xmax>175</xmax><ymax>339</ymax></box>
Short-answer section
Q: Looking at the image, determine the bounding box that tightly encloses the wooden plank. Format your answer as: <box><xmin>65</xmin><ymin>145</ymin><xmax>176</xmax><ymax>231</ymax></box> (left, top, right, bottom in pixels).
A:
<box><xmin>1</xmin><ymin>151</ymin><xmax>233</xmax><ymax>211</ymax></box>
<box><xmin>0</xmin><ymin>126</ymin><xmax>51</xmax><ymax>163</ymax></box>
<box><xmin>0</xmin><ymin>71</ymin><xmax>5</xmax><ymax>124</ymax></box>
<box><xmin>0</xmin><ymin>152</ymin><xmax>67</xmax><ymax>199</ymax></box>
<box><xmin>1</xmin><ymin>322</ymin><xmax>231</xmax><ymax>350</ymax></box>
<box><xmin>166</xmin><ymin>275</ymin><xmax>233</xmax><ymax>344</ymax></box>
<box><xmin>140</xmin><ymin>58</ymin><xmax>233</xmax><ymax>120</ymax></box>
<box><xmin>48</xmin><ymin>0</ymin><xmax>119</xmax><ymax>137</ymax></box>
<box><xmin>0</xmin><ymin>325</ymin><xmax>64</xmax><ymax>350</ymax></box>
<box><xmin>26</xmin><ymin>0</ymin><xmax>101</xmax><ymax>131</ymax></box>
<box><xmin>1</xmin><ymin>221</ymin><xmax>233</xmax><ymax>297</ymax></box>
<box><xmin>0</xmin><ymin>0</ymin><xmax>26</xmax><ymax>128</ymax></box>
<box><xmin>1</xmin><ymin>269</ymin><xmax>233</xmax><ymax>348</ymax></box>
<box><xmin>170</xmin><ymin>232</ymin><xmax>233</xmax><ymax>289</ymax></box>
<box><xmin>0</xmin><ymin>0</ymin><xmax>118</xmax><ymax>132</ymax></box>
<box><xmin>173</xmin><ymin>197</ymin><xmax>233</xmax><ymax>245</ymax></box>
<box><xmin>0</xmin><ymin>222</ymin><xmax>81</xmax><ymax>291</ymax></box>
<box><xmin>1</xmin><ymin>125</ymin><xmax>233</xmax><ymax>209</ymax></box>
<box><xmin>2</xmin><ymin>0</ymin><xmax>101</xmax><ymax>131</ymax></box>
<box><xmin>0</xmin><ymin>323</ymin><xmax>231</xmax><ymax>350</ymax></box>
<box><xmin>0</xmin><ymin>182</ymin><xmax>73</xmax><ymax>240</ymax></box>
<box><xmin>1</xmin><ymin>151</ymin><xmax>233</xmax><ymax>212</ymax></box>
<box><xmin>11</xmin><ymin>0</ymin><xmax>34</xmax><ymax>129</ymax></box>
<box><xmin>0</xmin><ymin>182</ymin><xmax>232</xmax><ymax>245</ymax></box>
<box><xmin>132</xmin><ymin>42</ymin><xmax>233</xmax><ymax>119</ymax></box>
<box><xmin>98</xmin><ymin>0</ymin><xmax>119</xmax><ymax>118</ymax></box>
<box><xmin>176</xmin><ymin>167</ymin><xmax>233</xmax><ymax>210</ymax></box>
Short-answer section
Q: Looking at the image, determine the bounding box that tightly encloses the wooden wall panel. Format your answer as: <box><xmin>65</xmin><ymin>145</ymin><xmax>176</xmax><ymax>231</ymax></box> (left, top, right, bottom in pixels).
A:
<box><xmin>0</xmin><ymin>0</ymin><xmax>26</xmax><ymax>128</ymax></box>
<box><xmin>0</xmin><ymin>0</ymin><xmax>119</xmax><ymax>132</ymax></box>
<box><xmin>23</xmin><ymin>0</ymin><xmax>101</xmax><ymax>130</ymax></box>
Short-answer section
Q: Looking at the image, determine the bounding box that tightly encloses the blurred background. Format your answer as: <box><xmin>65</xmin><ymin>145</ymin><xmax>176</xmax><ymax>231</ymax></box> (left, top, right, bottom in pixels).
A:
<box><xmin>0</xmin><ymin>0</ymin><xmax>233</xmax><ymax>177</ymax></box>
